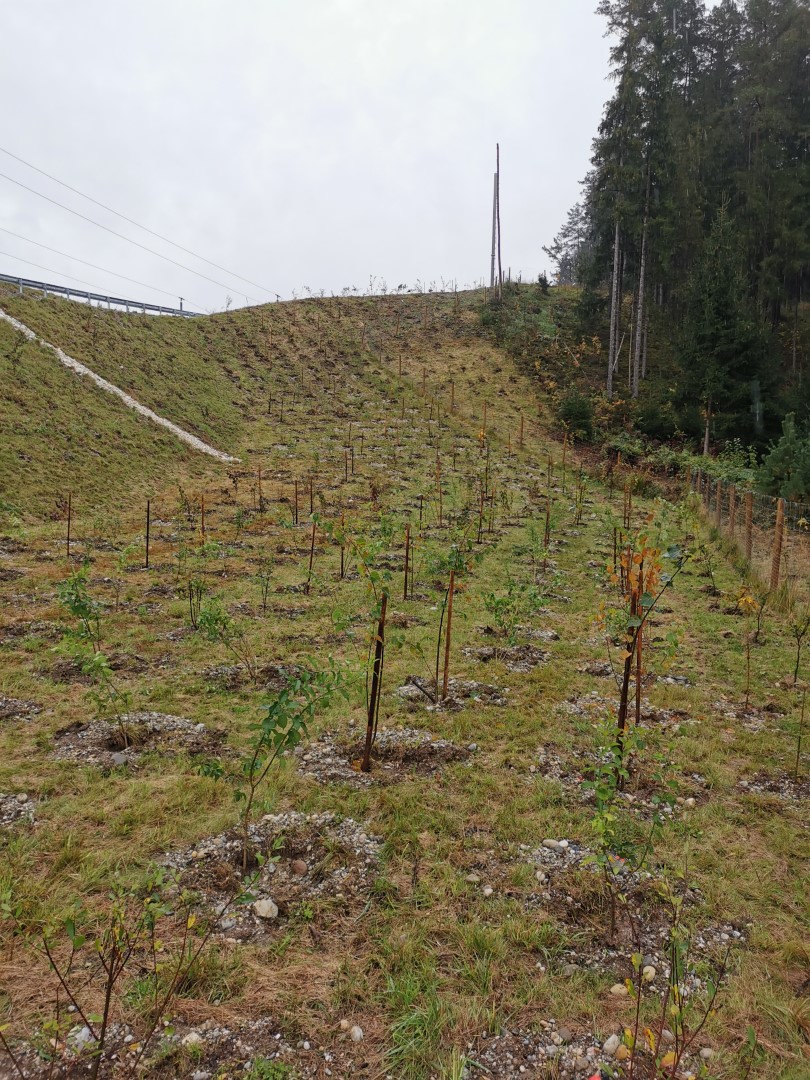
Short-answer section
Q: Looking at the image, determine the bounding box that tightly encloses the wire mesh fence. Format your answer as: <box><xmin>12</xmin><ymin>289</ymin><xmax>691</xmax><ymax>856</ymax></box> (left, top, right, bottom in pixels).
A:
<box><xmin>690</xmin><ymin>469</ymin><xmax>810</xmax><ymax>607</ymax></box>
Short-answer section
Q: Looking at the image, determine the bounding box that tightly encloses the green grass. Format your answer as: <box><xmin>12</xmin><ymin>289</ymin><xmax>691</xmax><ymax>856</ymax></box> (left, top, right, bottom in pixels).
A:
<box><xmin>0</xmin><ymin>288</ymin><xmax>807</xmax><ymax>1078</ymax></box>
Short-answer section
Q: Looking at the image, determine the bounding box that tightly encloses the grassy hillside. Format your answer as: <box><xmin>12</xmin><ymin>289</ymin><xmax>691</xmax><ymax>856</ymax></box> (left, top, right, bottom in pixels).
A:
<box><xmin>0</xmin><ymin>284</ymin><xmax>539</xmax><ymax>516</ymax></box>
<box><xmin>0</xmin><ymin>287</ymin><xmax>807</xmax><ymax>1080</ymax></box>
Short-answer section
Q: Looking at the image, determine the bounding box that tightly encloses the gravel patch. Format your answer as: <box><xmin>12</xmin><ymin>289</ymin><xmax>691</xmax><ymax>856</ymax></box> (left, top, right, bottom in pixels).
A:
<box><xmin>163</xmin><ymin>811</ymin><xmax>382</xmax><ymax>941</ymax></box>
<box><xmin>294</xmin><ymin>725</ymin><xmax>472</xmax><ymax>786</ymax></box>
<box><xmin>52</xmin><ymin>712</ymin><xmax>223</xmax><ymax>768</ymax></box>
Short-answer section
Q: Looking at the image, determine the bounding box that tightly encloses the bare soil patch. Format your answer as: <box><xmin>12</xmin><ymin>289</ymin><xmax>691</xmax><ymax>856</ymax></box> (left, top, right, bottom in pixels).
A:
<box><xmin>397</xmin><ymin>675</ymin><xmax>509</xmax><ymax>710</ymax></box>
<box><xmin>163</xmin><ymin>811</ymin><xmax>382</xmax><ymax>942</ymax></box>
<box><xmin>52</xmin><ymin>712</ymin><xmax>224</xmax><ymax>768</ymax></box>
<box><xmin>0</xmin><ymin>791</ymin><xmax>35</xmax><ymax>828</ymax></box>
<box><xmin>463</xmin><ymin>643</ymin><xmax>549</xmax><ymax>673</ymax></box>
<box><xmin>0</xmin><ymin>695</ymin><xmax>42</xmax><ymax>721</ymax></box>
<box><xmin>294</xmin><ymin>726</ymin><xmax>473</xmax><ymax>786</ymax></box>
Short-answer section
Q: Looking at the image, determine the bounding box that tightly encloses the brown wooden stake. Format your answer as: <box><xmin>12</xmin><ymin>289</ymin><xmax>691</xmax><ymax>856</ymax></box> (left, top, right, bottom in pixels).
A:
<box><xmin>562</xmin><ymin>432</ymin><xmax>568</xmax><ymax>493</ymax></box>
<box><xmin>715</xmin><ymin>478</ymin><xmax>722</xmax><ymax>530</ymax></box>
<box><xmin>305</xmin><ymin>519</ymin><xmax>316</xmax><ymax>595</ymax></box>
<box><xmin>745</xmin><ymin>491</ymin><xmax>754</xmax><ymax>563</ymax></box>
<box><xmin>728</xmin><ymin>484</ymin><xmax>737</xmax><ymax>539</ymax></box>
<box><xmin>418</xmin><ymin>495</ymin><xmax>424</xmax><ymax>537</ymax></box>
<box><xmin>344</xmin><ymin>450</ymin><xmax>349</xmax><ymax>483</ymax></box>
<box><xmin>350</xmin><ymin>447</ymin><xmax>355</xmax><ymax>475</ymax></box>
<box><xmin>145</xmin><ymin>499</ymin><xmax>151</xmax><ymax>569</ymax></box>
<box><xmin>309</xmin><ymin>476</ymin><xmax>314</xmax><ymax>514</ymax></box>
<box><xmin>422</xmin><ymin>367</ymin><xmax>426</xmax><ymax>396</ymax></box>
<box><xmin>66</xmin><ymin>492</ymin><xmax>72</xmax><ymax>560</ymax></box>
<box><xmin>257</xmin><ymin>467</ymin><xmax>263</xmax><ymax>512</ymax></box>
<box><xmin>770</xmin><ymin>498</ymin><xmax>785</xmax><ymax>593</ymax></box>
<box><xmin>403</xmin><ymin>524</ymin><xmax>410</xmax><ymax>601</ymax></box>
<box><xmin>442</xmin><ymin>569</ymin><xmax>455</xmax><ymax>700</ymax></box>
<box><xmin>361</xmin><ymin>593</ymin><xmax>388</xmax><ymax>772</ymax></box>
<box><xmin>339</xmin><ymin>512</ymin><xmax>345</xmax><ymax>580</ymax></box>
<box><xmin>450</xmin><ymin>380</ymin><xmax>455</xmax><ymax>412</ymax></box>
<box><xmin>398</xmin><ymin>352</ymin><xmax>402</xmax><ymax>376</ymax></box>
<box><xmin>200</xmin><ymin>495</ymin><xmax>206</xmax><ymax>545</ymax></box>
<box><xmin>294</xmin><ymin>480</ymin><xmax>299</xmax><ymax>526</ymax></box>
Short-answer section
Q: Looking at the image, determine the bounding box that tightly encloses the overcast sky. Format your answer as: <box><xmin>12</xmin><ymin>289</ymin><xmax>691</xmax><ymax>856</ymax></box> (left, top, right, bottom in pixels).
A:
<box><xmin>0</xmin><ymin>1</ymin><xmax>615</xmax><ymax>312</ymax></box>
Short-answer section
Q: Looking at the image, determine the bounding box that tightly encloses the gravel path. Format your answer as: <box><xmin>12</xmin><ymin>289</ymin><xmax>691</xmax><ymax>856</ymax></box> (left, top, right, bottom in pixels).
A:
<box><xmin>0</xmin><ymin>306</ymin><xmax>239</xmax><ymax>462</ymax></box>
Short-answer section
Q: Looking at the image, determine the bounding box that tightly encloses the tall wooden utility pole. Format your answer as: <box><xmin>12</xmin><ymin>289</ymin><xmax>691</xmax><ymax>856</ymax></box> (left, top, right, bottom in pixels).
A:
<box><xmin>490</xmin><ymin>170</ymin><xmax>497</xmax><ymax>289</ymax></box>
<box><xmin>489</xmin><ymin>144</ymin><xmax>503</xmax><ymax>299</ymax></box>
<box><xmin>496</xmin><ymin>144</ymin><xmax>503</xmax><ymax>300</ymax></box>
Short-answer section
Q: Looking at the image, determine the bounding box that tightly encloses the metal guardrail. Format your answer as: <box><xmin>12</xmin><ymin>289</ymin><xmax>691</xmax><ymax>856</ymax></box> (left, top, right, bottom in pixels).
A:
<box><xmin>0</xmin><ymin>272</ymin><xmax>201</xmax><ymax>317</ymax></box>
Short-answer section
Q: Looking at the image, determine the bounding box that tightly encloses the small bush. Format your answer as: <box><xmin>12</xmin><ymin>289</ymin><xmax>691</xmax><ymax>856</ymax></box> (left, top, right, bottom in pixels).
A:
<box><xmin>558</xmin><ymin>391</ymin><xmax>594</xmax><ymax>441</ymax></box>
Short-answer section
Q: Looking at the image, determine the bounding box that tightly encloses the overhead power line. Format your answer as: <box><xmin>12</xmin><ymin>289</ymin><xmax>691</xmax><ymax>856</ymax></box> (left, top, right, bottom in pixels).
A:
<box><xmin>0</xmin><ymin>145</ymin><xmax>279</xmax><ymax>298</ymax></box>
<box><xmin>0</xmin><ymin>169</ymin><xmax>257</xmax><ymax>301</ymax></box>
<box><xmin>0</xmin><ymin>249</ymin><xmax>103</xmax><ymax>290</ymax></box>
<box><xmin>0</xmin><ymin>225</ymin><xmax>202</xmax><ymax>308</ymax></box>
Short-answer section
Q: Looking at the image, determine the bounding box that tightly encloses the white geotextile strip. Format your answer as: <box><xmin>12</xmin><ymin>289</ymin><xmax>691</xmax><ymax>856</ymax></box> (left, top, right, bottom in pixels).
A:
<box><xmin>0</xmin><ymin>306</ymin><xmax>239</xmax><ymax>463</ymax></box>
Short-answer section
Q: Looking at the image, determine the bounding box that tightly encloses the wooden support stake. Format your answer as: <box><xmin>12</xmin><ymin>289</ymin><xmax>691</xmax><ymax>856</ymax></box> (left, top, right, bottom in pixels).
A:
<box><xmin>361</xmin><ymin>593</ymin><xmax>388</xmax><ymax>772</ymax></box>
<box><xmin>770</xmin><ymin>498</ymin><xmax>785</xmax><ymax>593</ymax></box>
<box><xmin>200</xmin><ymin>495</ymin><xmax>206</xmax><ymax>545</ymax></box>
<box><xmin>442</xmin><ymin>570</ymin><xmax>455</xmax><ymax>700</ymax></box>
<box><xmin>66</xmin><ymin>492</ymin><xmax>72</xmax><ymax>561</ymax></box>
<box><xmin>294</xmin><ymin>480</ymin><xmax>299</xmax><ymax>526</ymax></box>
<box><xmin>305</xmin><ymin>519</ymin><xmax>316</xmax><ymax>595</ymax></box>
<box><xmin>728</xmin><ymin>484</ymin><xmax>737</xmax><ymax>539</ymax></box>
<box><xmin>715</xmin><ymin>478</ymin><xmax>722</xmax><ymax>530</ymax></box>
<box><xmin>145</xmin><ymin>499</ymin><xmax>151</xmax><ymax>569</ymax></box>
<box><xmin>403</xmin><ymin>524</ymin><xmax>410</xmax><ymax>601</ymax></box>
<box><xmin>745</xmin><ymin>492</ymin><xmax>753</xmax><ymax>563</ymax></box>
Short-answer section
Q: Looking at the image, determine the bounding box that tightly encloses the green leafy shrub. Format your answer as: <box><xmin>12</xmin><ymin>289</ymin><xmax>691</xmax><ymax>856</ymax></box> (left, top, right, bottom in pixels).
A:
<box><xmin>558</xmin><ymin>390</ymin><xmax>594</xmax><ymax>441</ymax></box>
<box><xmin>757</xmin><ymin>414</ymin><xmax>810</xmax><ymax>499</ymax></box>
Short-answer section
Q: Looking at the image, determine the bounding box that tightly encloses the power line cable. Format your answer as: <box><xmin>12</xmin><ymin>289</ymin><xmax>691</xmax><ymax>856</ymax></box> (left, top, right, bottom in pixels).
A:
<box><xmin>0</xmin><ymin>225</ymin><xmax>203</xmax><ymax>308</ymax></box>
<box><xmin>0</xmin><ymin>145</ymin><xmax>279</xmax><ymax>298</ymax></box>
<box><xmin>0</xmin><ymin>169</ymin><xmax>257</xmax><ymax>301</ymax></box>
<box><xmin>0</xmin><ymin>249</ymin><xmax>104</xmax><ymax>290</ymax></box>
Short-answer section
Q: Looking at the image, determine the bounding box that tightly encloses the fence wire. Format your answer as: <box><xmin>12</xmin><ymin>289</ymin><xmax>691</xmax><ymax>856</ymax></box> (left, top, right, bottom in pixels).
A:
<box><xmin>690</xmin><ymin>469</ymin><xmax>810</xmax><ymax>607</ymax></box>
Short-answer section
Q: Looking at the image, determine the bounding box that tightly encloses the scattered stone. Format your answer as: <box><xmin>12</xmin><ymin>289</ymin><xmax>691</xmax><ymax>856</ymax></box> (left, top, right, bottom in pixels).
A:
<box><xmin>700</xmin><ymin>1047</ymin><xmax>714</xmax><ymax>1060</ymax></box>
<box><xmin>614</xmin><ymin>1043</ymin><xmax>631</xmax><ymax>1061</ymax></box>
<box><xmin>602</xmin><ymin>1034</ymin><xmax>621</xmax><ymax>1055</ymax></box>
<box><xmin>642</xmin><ymin>965</ymin><xmax>656</xmax><ymax>982</ymax></box>
<box><xmin>542</xmin><ymin>839</ymin><xmax>561</xmax><ymax>851</ymax></box>
<box><xmin>0</xmin><ymin>695</ymin><xmax>42</xmax><ymax>721</ymax></box>
<box><xmin>182</xmin><ymin>1031</ymin><xmax>204</xmax><ymax>1047</ymax></box>
<box><xmin>53</xmin><ymin>712</ymin><xmax>222</xmax><ymax>768</ymax></box>
<box><xmin>609</xmin><ymin>983</ymin><xmax>629</xmax><ymax>997</ymax></box>
<box><xmin>349</xmin><ymin>1026</ymin><xmax>364</xmax><ymax>1043</ymax></box>
<box><xmin>482</xmin><ymin>885</ymin><xmax>494</xmax><ymax>898</ymax></box>
<box><xmin>291</xmin><ymin>859</ymin><xmax>308</xmax><ymax>876</ymax></box>
<box><xmin>0</xmin><ymin>792</ymin><xmax>35</xmax><ymax>828</ymax></box>
<box><xmin>295</xmin><ymin>726</ymin><xmax>472</xmax><ymax>786</ymax></box>
<box><xmin>252</xmin><ymin>898</ymin><xmax>279</xmax><ymax>921</ymax></box>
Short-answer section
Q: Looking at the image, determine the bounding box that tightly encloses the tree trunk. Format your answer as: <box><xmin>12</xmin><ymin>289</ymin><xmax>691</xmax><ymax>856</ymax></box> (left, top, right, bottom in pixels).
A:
<box><xmin>632</xmin><ymin>170</ymin><xmax>651</xmax><ymax>399</ymax></box>
<box><xmin>607</xmin><ymin>220</ymin><xmax>621</xmax><ymax>400</ymax></box>
<box><xmin>703</xmin><ymin>400</ymin><xmax>711</xmax><ymax>456</ymax></box>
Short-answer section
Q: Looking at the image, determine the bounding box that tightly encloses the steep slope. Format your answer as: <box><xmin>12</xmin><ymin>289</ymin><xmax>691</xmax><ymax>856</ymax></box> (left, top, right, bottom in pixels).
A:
<box><xmin>0</xmin><ymin>284</ymin><xmax>550</xmax><ymax>517</ymax></box>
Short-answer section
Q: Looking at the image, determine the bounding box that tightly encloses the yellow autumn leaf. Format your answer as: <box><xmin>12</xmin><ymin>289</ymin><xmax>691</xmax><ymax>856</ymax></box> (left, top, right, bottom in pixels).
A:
<box><xmin>187</xmin><ymin>914</ymin><xmax>196</xmax><ymax>929</ymax></box>
<box><xmin>660</xmin><ymin>1049</ymin><xmax>677</xmax><ymax>1069</ymax></box>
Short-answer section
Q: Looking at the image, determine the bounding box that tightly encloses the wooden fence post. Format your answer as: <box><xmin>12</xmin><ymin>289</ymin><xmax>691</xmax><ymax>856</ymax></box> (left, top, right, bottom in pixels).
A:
<box><xmin>715</xmin><ymin>478</ymin><xmax>722</xmax><ymax>529</ymax></box>
<box><xmin>727</xmin><ymin>485</ymin><xmax>736</xmax><ymax>541</ymax></box>
<box><xmin>770</xmin><ymin>498</ymin><xmax>785</xmax><ymax>593</ymax></box>
<box><xmin>145</xmin><ymin>499</ymin><xmax>151</xmax><ymax>569</ymax></box>
<box><xmin>745</xmin><ymin>492</ymin><xmax>753</xmax><ymax>563</ymax></box>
